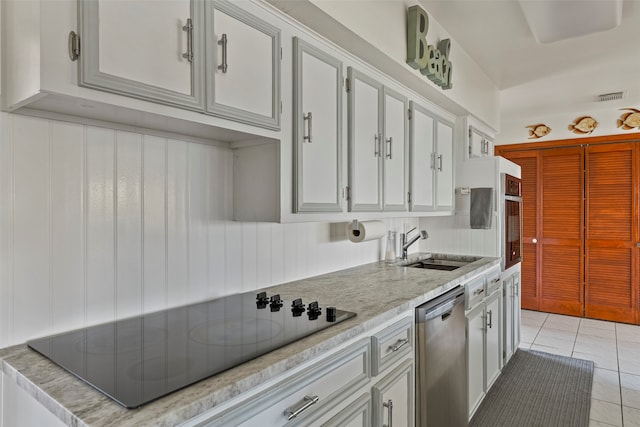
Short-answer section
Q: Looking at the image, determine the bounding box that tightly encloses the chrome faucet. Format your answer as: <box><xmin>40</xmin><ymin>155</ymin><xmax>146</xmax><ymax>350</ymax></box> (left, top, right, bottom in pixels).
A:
<box><xmin>401</xmin><ymin>227</ymin><xmax>429</xmax><ymax>260</ymax></box>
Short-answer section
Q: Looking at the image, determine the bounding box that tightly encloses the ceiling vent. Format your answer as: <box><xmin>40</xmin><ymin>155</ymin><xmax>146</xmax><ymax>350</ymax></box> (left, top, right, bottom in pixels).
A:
<box><xmin>595</xmin><ymin>91</ymin><xmax>625</xmax><ymax>102</ymax></box>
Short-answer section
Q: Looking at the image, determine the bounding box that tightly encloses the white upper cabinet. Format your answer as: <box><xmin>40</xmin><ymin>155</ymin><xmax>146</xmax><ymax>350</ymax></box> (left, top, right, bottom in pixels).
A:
<box><xmin>409</xmin><ymin>102</ymin><xmax>454</xmax><ymax>212</ymax></box>
<box><xmin>347</xmin><ymin>67</ymin><xmax>408</xmax><ymax>213</ymax></box>
<box><xmin>79</xmin><ymin>0</ymin><xmax>204</xmax><ymax>110</ymax></box>
<box><xmin>382</xmin><ymin>88</ymin><xmax>409</xmax><ymax>211</ymax></box>
<box><xmin>205</xmin><ymin>0</ymin><xmax>281</xmax><ymax>130</ymax></box>
<box><xmin>293</xmin><ymin>37</ymin><xmax>344</xmax><ymax>213</ymax></box>
<box><xmin>408</xmin><ymin>102</ymin><xmax>435</xmax><ymax>211</ymax></box>
<box><xmin>348</xmin><ymin>68</ymin><xmax>384</xmax><ymax>212</ymax></box>
<box><xmin>465</xmin><ymin>116</ymin><xmax>496</xmax><ymax>159</ymax></box>
<box><xmin>435</xmin><ymin>119</ymin><xmax>454</xmax><ymax>210</ymax></box>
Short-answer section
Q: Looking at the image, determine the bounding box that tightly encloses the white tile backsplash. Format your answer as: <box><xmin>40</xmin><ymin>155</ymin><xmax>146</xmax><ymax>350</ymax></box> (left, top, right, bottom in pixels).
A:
<box><xmin>0</xmin><ymin>112</ymin><xmax>410</xmax><ymax>348</ymax></box>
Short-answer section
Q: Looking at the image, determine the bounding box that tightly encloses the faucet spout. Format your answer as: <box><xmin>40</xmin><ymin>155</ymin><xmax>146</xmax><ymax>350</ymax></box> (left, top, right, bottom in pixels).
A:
<box><xmin>400</xmin><ymin>229</ymin><xmax>429</xmax><ymax>260</ymax></box>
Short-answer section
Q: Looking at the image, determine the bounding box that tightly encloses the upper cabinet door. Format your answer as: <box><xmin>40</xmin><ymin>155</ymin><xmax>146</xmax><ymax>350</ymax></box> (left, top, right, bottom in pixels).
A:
<box><xmin>293</xmin><ymin>38</ymin><xmax>343</xmax><ymax>213</ymax></box>
<box><xmin>348</xmin><ymin>67</ymin><xmax>383</xmax><ymax>212</ymax></box>
<box><xmin>469</xmin><ymin>127</ymin><xmax>485</xmax><ymax>158</ymax></box>
<box><xmin>206</xmin><ymin>0</ymin><xmax>281</xmax><ymax>130</ymax></box>
<box><xmin>409</xmin><ymin>102</ymin><xmax>435</xmax><ymax>211</ymax></box>
<box><xmin>382</xmin><ymin>88</ymin><xmax>408</xmax><ymax>211</ymax></box>
<box><xmin>79</xmin><ymin>0</ymin><xmax>204</xmax><ymax>110</ymax></box>
<box><xmin>435</xmin><ymin>119</ymin><xmax>454</xmax><ymax>210</ymax></box>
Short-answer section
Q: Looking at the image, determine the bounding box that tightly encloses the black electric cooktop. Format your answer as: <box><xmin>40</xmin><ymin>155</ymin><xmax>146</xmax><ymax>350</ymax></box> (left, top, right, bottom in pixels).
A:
<box><xmin>27</xmin><ymin>291</ymin><xmax>356</xmax><ymax>408</ymax></box>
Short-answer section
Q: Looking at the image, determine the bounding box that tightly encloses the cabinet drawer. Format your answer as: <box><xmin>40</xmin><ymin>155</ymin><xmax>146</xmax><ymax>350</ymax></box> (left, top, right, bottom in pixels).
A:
<box><xmin>201</xmin><ymin>339</ymin><xmax>371</xmax><ymax>426</ymax></box>
<box><xmin>465</xmin><ymin>275</ymin><xmax>486</xmax><ymax>310</ymax></box>
<box><xmin>486</xmin><ymin>268</ymin><xmax>502</xmax><ymax>294</ymax></box>
<box><xmin>371</xmin><ymin>317</ymin><xmax>413</xmax><ymax>376</ymax></box>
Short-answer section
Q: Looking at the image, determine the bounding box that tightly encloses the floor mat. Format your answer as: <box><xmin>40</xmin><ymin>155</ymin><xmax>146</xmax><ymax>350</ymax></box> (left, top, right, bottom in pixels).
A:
<box><xmin>470</xmin><ymin>349</ymin><xmax>594</xmax><ymax>427</ymax></box>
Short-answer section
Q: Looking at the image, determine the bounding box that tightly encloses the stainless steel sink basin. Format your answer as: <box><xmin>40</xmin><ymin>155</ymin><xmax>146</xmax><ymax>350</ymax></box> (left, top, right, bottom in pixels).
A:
<box><xmin>402</xmin><ymin>255</ymin><xmax>481</xmax><ymax>271</ymax></box>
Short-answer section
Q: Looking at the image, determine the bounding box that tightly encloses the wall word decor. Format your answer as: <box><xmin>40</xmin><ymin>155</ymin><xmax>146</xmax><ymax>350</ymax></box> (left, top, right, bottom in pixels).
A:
<box><xmin>617</xmin><ymin>108</ymin><xmax>640</xmax><ymax>130</ymax></box>
<box><xmin>569</xmin><ymin>116</ymin><xmax>598</xmax><ymax>134</ymax></box>
<box><xmin>526</xmin><ymin>123</ymin><xmax>552</xmax><ymax>139</ymax></box>
<box><xmin>406</xmin><ymin>5</ymin><xmax>453</xmax><ymax>90</ymax></box>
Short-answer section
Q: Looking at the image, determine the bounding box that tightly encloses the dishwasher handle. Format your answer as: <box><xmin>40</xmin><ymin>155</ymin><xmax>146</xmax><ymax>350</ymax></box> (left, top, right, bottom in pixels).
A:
<box><xmin>418</xmin><ymin>286</ymin><xmax>465</xmax><ymax>322</ymax></box>
<box><xmin>424</xmin><ymin>300</ymin><xmax>457</xmax><ymax>321</ymax></box>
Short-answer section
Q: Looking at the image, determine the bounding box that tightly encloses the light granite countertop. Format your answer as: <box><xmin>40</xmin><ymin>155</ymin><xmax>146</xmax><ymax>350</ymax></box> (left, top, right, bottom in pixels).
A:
<box><xmin>0</xmin><ymin>254</ymin><xmax>500</xmax><ymax>427</ymax></box>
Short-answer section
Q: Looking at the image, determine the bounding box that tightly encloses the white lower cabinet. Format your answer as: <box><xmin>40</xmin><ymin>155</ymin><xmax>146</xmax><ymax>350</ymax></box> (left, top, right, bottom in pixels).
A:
<box><xmin>372</xmin><ymin>360</ymin><xmax>414</xmax><ymax>427</ymax></box>
<box><xmin>466</xmin><ymin>267</ymin><xmax>503</xmax><ymax>419</ymax></box>
<box><xmin>184</xmin><ymin>315</ymin><xmax>414</xmax><ymax>427</ymax></box>
<box><xmin>503</xmin><ymin>270</ymin><xmax>522</xmax><ymax>364</ymax></box>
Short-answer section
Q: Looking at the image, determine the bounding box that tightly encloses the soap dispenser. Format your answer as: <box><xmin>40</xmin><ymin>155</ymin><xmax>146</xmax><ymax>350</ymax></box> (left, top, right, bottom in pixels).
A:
<box><xmin>385</xmin><ymin>230</ymin><xmax>397</xmax><ymax>262</ymax></box>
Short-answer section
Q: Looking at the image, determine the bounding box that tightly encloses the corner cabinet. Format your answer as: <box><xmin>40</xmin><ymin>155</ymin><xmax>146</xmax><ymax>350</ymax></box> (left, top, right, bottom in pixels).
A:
<box><xmin>293</xmin><ymin>37</ymin><xmax>344</xmax><ymax>213</ymax></box>
<box><xmin>408</xmin><ymin>102</ymin><xmax>454</xmax><ymax>211</ymax></box>
<box><xmin>347</xmin><ymin>67</ymin><xmax>408</xmax><ymax>212</ymax></box>
<box><xmin>78</xmin><ymin>0</ymin><xmax>205</xmax><ymax>110</ymax></box>
<box><xmin>205</xmin><ymin>0</ymin><xmax>281</xmax><ymax>129</ymax></box>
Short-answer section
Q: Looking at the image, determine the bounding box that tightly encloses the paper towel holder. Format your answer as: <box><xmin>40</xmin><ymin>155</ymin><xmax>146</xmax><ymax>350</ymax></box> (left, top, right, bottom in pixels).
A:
<box><xmin>351</xmin><ymin>219</ymin><xmax>360</xmax><ymax>237</ymax></box>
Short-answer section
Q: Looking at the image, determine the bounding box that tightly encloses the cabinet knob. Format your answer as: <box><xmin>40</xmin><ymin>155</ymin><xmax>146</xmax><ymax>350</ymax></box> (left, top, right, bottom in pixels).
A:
<box><xmin>532</xmin><ymin>238</ymin><xmax>538</xmax><ymax>244</ymax></box>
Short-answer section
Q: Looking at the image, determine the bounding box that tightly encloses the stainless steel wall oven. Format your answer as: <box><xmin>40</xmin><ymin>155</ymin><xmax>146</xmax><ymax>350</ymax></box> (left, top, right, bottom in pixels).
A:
<box><xmin>503</xmin><ymin>173</ymin><xmax>522</xmax><ymax>270</ymax></box>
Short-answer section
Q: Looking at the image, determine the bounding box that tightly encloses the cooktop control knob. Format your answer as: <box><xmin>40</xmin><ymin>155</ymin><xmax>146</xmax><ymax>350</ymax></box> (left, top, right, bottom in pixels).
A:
<box><xmin>307</xmin><ymin>301</ymin><xmax>322</xmax><ymax>320</ymax></box>
<box><xmin>256</xmin><ymin>292</ymin><xmax>269</xmax><ymax>309</ymax></box>
<box><xmin>291</xmin><ymin>298</ymin><xmax>306</xmax><ymax>317</ymax></box>
<box><xmin>326</xmin><ymin>307</ymin><xmax>337</xmax><ymax>322</ymax></box>
<box><xmin>270</xmin><ymin>294</ymin><xmax>283</xmax><ymax>312</ymax></box>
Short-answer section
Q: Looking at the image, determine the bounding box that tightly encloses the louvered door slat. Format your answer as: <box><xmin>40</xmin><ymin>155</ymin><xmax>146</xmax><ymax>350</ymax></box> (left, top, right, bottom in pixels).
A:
<box><xmin>585</xmin><ymin>143</ymin><xmax>637</xmax><ymax>323</ymax></box>
<box><xmin>539</xmin><ymin>147</ymin><xmax>583</xmax><ymax>316</ymax></box>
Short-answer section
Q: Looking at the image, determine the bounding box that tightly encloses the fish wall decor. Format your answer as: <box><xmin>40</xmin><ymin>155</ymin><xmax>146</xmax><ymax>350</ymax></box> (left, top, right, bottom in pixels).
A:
<box><xmin>568</xmin><ymin>116</ymin><xmax>598</xmax><ymax>134</ymax></box>
<box><xmin>617</xmin><ymin>108</ymin><xmax>640</xmax><ymax>130</ymax></box>
<box><xmin>526</xmin><ymin>123</ymin><xmax>552</xmax><ymax>139</ymax></box>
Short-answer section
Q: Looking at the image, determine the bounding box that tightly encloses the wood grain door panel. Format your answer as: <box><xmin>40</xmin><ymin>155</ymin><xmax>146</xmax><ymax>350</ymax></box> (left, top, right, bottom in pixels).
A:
<box><xmin>539</xmin><ymin>147</ymin><xmax>584</xmax><ymax>316</ymax></box>
<box><xmin>499</xmin><ymin>137</ymin><xmax>640</xmax><ymax>324</ymax></box>
<box><xmin>585</xmin><ymin>143</ymin><xmax>637</xmax><ymax>323</ymax></box>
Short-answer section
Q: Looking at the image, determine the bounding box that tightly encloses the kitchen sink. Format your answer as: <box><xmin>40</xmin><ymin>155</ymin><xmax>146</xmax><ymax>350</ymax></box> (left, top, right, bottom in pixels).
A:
<box><xmin>402</xmin><ymin>254</ymin><xmax>481</xmax><ymax>271</ymax></box>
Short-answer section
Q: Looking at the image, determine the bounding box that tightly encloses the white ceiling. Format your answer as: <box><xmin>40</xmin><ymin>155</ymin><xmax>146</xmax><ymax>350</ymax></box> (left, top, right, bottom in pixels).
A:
<box><xmin>419</xmin><ymin>0</ymin><xmax>640</xmax><ymax>90</ymax></box>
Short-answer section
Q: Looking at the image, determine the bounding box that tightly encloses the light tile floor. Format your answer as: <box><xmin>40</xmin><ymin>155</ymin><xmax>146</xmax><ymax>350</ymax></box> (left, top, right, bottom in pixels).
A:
<box><xmin>519</xmin><ymin>310</ymin><xmax>640</xmax><ymax>427</ymax></box>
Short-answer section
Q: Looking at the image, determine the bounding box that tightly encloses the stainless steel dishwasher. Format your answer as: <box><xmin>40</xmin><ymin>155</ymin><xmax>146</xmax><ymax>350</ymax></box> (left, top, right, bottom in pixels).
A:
<box><xmin>416</xmin><ymin>285</ymin><xmax>467</xmax><ymax>427</ymax></box>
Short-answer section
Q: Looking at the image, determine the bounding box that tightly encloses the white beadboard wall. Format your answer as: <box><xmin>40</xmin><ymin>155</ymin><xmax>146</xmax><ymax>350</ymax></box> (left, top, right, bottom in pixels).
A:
<box><xmin>0</xmin><ymin>113</ymin><xmax>418</xmax><ymax>348</ymax></box>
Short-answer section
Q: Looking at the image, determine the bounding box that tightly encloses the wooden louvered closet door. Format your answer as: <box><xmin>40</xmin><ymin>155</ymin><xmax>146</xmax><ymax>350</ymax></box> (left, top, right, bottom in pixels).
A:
<box><xmin>503</xmin><ymin>151</ymin><xmax>539</xmax><ymax>310</ymax></box>
<box><xmin>538</xmin><ymin>147</ymin><xmax>584</xmax><ymax>316</ymax></box>
<box><xmin>585</xmin><ymin>143</ymin><xmax>638</xmax><ymax>323</ymax></box>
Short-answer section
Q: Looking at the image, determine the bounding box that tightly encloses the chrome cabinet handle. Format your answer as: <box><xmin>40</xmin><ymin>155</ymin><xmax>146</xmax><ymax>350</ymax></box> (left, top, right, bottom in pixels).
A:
<box><xmin>383</xmin><ymin>399</ymin><xmax>393</xmax><ymax>427</ymax></box>
<box><xmin>487</xmin><ymin>309</ymin><xmax>493</xmax><ymax>329</ymax></box>
<box><xmin>386</xmin><ymin>137</ymin><xmax>393</xmax><ymax>159</ymax></box>
<box><xmin>473</xmin><ymin>288</ymin><xmax>485</xmax><ymax>296</ymax></box>
<box><xmin>284</xmin><ymin>395</ymin><xmax>319</xmax><ymax>420</ymax></box>
<box><xmin>303</xmin><ymin>112</ymin><xmax>313</xmax><ymax>143</ymax></box>
<box><xmin>389</xmin><ymin>338</ymin><xmax>409</xmax><ymax>352</ymax></box>
<box><xmin>490</xmin><ymin>277</ymin><xmax>500</xmax><ymax>284</ymax></box>
<box><xmin>182</xmin><ymin>18</ymin><xmax>193</xmax><ymax>63</ymax></box>
<box><xmin>438</xmin><ymin>154</ymin><xmax>443</xmax><ymax>171</ymax></box>
<box><xmin>218</xmin><ymin>33</ymin><xmax>228</xmax><ymax>73</ymax></box>
<box><xmin>374</xmin><ymin>134</ymin><xmax>381</xmax><ymax>157</ymax></box>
